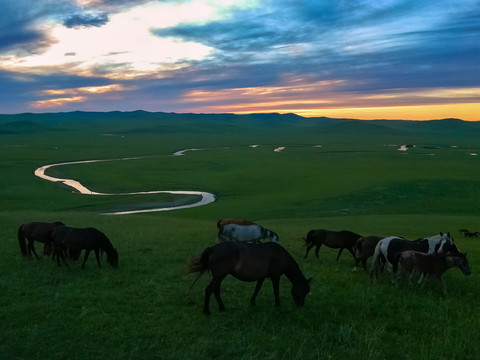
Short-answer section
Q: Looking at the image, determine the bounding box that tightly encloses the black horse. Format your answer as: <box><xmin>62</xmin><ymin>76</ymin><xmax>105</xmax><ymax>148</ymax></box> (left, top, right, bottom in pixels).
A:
<box><xmin>18</xmin><ymin>221</ymin><xmax>65</xmax><ymax>258</ymax></box>
<box><xmin>188</xmin><ymin>242</ymin><xmax>311</xmax><ymax>315</ymax></box>
<box><xmin>304</xmin><ymin>229</ymin><xmax>361</xmax><ymax>263</ymax></box>
<box><xmin>51</xmin><ymin>225</ymin><xmax>118</xmax><ymax>268</ymax></box>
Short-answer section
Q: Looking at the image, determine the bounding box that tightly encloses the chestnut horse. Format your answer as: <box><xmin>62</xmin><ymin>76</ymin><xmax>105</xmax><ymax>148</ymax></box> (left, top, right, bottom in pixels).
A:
<box><xmin>18</xmin><ymin>221</ymin><xmax>65</xmax><ymax>258</ymax></box>
<box><xmin>354</xmin><ymin>235</ymin><xmax>384</xmax><ymax>271</ymax></box>
<box><xmin>393</xmin><ymin>251</ymin><xmax>471</xmax><ymax>295</ymax></box>
<box><xmin>217</xmin><ymin>218</ymin><xmax>256</xmax><ymax>228</ymax></box>
<box><xmin>188</xmin><ymin>242</ymin><xmax>311</xmax><ymax>315</ymax></box>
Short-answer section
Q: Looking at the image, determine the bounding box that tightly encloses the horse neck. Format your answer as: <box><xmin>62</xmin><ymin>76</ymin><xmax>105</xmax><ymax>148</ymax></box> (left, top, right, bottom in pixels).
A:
<box><xmin>445</xmin><ymin>255</ymin><xmax>464</xmax><ymax>269</ymax></box>
<box><xmin>99</xmin><ymin>233</ymin><xmax>114</xmax><ymax>254</ymax></box>
<box><xmin>284</xmin><ymin>258</ymin><xmax>307</xmax><ymax>284</ymax></box>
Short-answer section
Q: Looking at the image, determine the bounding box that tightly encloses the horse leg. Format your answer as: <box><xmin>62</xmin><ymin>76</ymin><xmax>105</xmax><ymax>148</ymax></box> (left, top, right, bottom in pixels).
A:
<box><xmin>204</xmin><ymin>278</ymin><xmax>224</xmax><ymax>315</ymax></box>
<box><xmin>28</xmin><ymin>240</ymin><xmax>39</xmax><ymax>259</ymax></box>
<box><xmin>314</xmin><ymin>243</ymin><xmax>323</xmax><ymax>258</ymax></box>
<box><xmin>439</xmin><ymin>275</ymin><xmax>447</xmax><ymax>296</ymax></box>
<box><xmin>93</xmin><ymin>249</ymin><xmax>102</xmax><ymax>268</ymax></box>
<box><xmin>55</xmin><ymin>246</ymin><xmax>68</xmax><ymax>267</ymax></box>
<box><xmin>346</xmin><ymin>247</ymin><xmax>357</xmax><ymax>264</ymax></box>
<box><xmin>362</xmin><ymin>257</ymin><xmax>368</xmax><ymax>272</ymax></box>
<box><xmin>81</xmin><ymin>249</ymin><xmax>92</xmax><ymax>269</ymax></box>
<box><xmin>304</xmin><ymin>243</ymin><xmax>316</xmax><ymax>258</ymax></box>
<box><xmin>250</xmin><ymin>278</ymin><xmax>265</xmax><ymax>306</ymax></box>
<box><xmin>335</xmin><ymin>248</ymin><xmax>344</xmax><ymax>261</ymax></box>
<box><xmin>271</xmin><ymin>276</ymin><xmax>281</xmax><ymax>306</ymax></box>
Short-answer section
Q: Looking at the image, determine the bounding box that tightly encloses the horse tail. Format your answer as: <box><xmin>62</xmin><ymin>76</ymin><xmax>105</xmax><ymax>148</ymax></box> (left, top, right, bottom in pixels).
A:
<box><xmin>187</xmin><ymin>246</ymin><xmax>213</xmax><ymax>293</ymax></box>
<box><xmin>370</xmin><ymin>241</ymin><xmax>384</xmax><ymax>281</ymax></box>
<box><xmin>357</xmin><ymin>237</ymin><xmax>364</xmax><ymax>254</ymax></box>
<box><xmin>304</xmin><ymin>230</ymin><xmax>315</xmax><ymax>246</ymax></box>
<box><xmin>18</xmin><ymin>225</ymin><xmax>28</xmax><ymax>257</ymax></box>
<box><xmin>188</xmin><ymin>246</ymin><xmax>212</xmax><ymax>275</ymax></box>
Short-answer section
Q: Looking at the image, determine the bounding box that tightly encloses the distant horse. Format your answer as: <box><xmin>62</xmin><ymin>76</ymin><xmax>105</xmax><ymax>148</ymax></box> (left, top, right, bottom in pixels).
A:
<box><xmin>51</xmin><ymin>225</ymin><xmax>118</xmax><ymax>268</ymax></box>
<box><xmin>354</xmin><ymin>235</ymin><xmax>384</xmax><ymax>271</ymax></box>
<box><xmin>393</xmin><ymin>251</ymin><xmax>471</xmax><ymax>295</ymax></box>
<box><xmin>459</xmin><ymin>229</ymin><xmax>479</xmax><ymax>238</ymax></box>
<box><xmin>18</xmin><ymin>221</ymin><xmax>65</xmax><ymax>258</ymax></box>
<box><xmin>303</xmin><ymin>229</ymin><xmax>361</xmax><ymax>263</ymax></box>
<box><xmin>370</xmin><ymin>232</ymin><xmax>459</xmax><ymax>282</ymax></box>
<box><xmin>218</xmin><ymin>224</ymin><xmax>279</xmax><ymax>243</ymax></box>
<box><xmin>188</xmin><ymin>242</ymin><xmax>311</xmax><ymax>315</ymax></box>
<box><xmin>217</xmin><ymin>218</ymin><xmax>256</xmax><ymax>228</ymax></box>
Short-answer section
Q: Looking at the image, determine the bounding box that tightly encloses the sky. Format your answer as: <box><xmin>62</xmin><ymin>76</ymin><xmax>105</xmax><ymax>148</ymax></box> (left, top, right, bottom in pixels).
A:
<box><xmin>0</xmin><ymin>0</ymin><xmax>479</xmax><ymax>120</ymax></box>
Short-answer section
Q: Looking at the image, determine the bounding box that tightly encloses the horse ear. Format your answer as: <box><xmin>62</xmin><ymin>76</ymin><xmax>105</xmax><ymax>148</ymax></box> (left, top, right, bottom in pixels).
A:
<box><xmin>307</xmin><ymin>277</ymin><xmax>312</xmax><ymax>284</ymax></box>
<box><xmin>440</xmin><ymin>231</ymin><xmax>443</xmax><ymax>236</ymax></box>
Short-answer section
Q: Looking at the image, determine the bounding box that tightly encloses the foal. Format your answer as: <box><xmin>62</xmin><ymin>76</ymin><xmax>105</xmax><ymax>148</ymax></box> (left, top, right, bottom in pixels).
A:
<box><xmin>393</xmin><ymin>251</ymin><xmax>471</xmax><ymax>295</ymax></box>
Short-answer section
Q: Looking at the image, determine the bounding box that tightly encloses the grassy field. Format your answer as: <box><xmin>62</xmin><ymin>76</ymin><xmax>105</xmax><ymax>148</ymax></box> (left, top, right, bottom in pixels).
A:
<box><xmin>1</xmin><ymin>113</ymin><xmax>480</xmax><ymax>359</ymax></box>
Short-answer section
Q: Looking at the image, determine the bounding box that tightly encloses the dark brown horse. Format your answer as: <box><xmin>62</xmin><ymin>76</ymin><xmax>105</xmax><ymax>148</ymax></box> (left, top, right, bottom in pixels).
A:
<box><xmin>18</xmin><ymin>221</ymin><xmax>65</xmax><ymax>258</ymax></box>
<box><xmin>51</xmin><ymin>225</ymin><xmax>118</xmax><ymax>269</ymax></box>
<box><xmin>217</xmin><ymin>218</ymin><xmax>256</xmax><ymax>228</ymax></box>
<box><xmin>304</xmin><ymin>229</ymin><xmax>361</xmax><ymax>263</ymax></box>
<box><xmin>188</xmin><ymin>242</ymin><xmax>311</xmax><ymax>315</ymax></box>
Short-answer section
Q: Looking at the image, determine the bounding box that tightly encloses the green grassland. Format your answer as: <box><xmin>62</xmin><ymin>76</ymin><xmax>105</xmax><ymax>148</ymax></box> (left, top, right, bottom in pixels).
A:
<box><xmin>1</xmin><ymin>112</ymin><xmax>480</xmax><ymax>359</ymax></box>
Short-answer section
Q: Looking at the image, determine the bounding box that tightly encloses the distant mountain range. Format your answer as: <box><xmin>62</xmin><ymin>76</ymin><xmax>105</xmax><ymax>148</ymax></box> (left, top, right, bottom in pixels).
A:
<box><xmin>0</xmin><ymin>111</ymin><xmax>479</xmax><ymax>136</ymax></box>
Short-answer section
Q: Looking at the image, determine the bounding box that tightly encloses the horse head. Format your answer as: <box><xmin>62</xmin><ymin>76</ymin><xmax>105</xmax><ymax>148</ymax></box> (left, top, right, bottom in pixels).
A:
<box><xmin>450</xmin><ymin>252</ymin><xmax>471</xmax><ymax>276</ymax></box>
<box><xmin>107</xmin><ymin>248</ymin><xmax>119</xmax><ymax>268</ymax></box>
<box><xmin>436</xmin><ymin>232</ymin><xmax>460</xmax><ymax>254</ymax></box>
<box><xmin>291</xmin><ymin>277</ymin><xmax>311</xmax><ymax>306</ymax></box>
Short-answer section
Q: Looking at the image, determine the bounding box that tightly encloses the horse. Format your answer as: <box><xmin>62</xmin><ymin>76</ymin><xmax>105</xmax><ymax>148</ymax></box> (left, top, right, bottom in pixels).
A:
<box><xmin>217</xmin><ymin>224</ymin><xmax>279</xmax><ymax>243</ymax></box>
<box><xmin>18</xmin><ymin>221</ymin><xmax>65</xmax><ymax>258</ymax></box>
<box><xmin>303</xmin><ymin>229</ymin><xmax>361</xmax><ymax>263</ymax></box>
<box><xmin>51</xmin><ymin>225</ymin><xmax>118</xmax><ymax>269</ymax></box>
<box><xmin>393</xmin><ymin>251</ymin><xmax>471</xmax><ymax>295</ymax></box>
<box><xmin>217</xmin><ymin>218</ymin><xmax>256</xmax><ymax>228</ymax></box>
<box><xmin>188</xmin><ymin>242</ymin><xmax>311</xmax><ymax>315</ymax></box>
<box><xmin>370</xmin><ymin>232</ymin><xmax>459</xmax><ymax>282</ymax></box>
<box><xmin>354</xmin><ymin>235</ymin><xmax>384</xmax><ymax>271</ymax></box>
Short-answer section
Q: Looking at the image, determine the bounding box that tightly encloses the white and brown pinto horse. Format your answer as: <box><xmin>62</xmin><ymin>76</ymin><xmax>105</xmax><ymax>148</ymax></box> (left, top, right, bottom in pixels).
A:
<box><xmin>371</xmin><ymin>232</ymin><xmax>459</xmax><ymax>282</ymax></box>
<box><xmin>393</xmin><ymin>251</ymin><xmax>471</xmax><ymax>295</ymax></box>
<box><xmin>218</xmin><ymin>224</ymin><xmax>279</xmax><ymax>243</ymax></box>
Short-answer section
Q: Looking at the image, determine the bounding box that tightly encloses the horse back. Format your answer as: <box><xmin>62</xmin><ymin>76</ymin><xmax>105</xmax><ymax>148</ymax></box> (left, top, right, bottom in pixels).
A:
<box><xmin>52</xmin><ymin>226</ymin><xmax>105</xmax><ymax>251</ymax></box>
<box><xmin>324</xmin><ymin>230</ymin><xmax>361</xmax><ymax>248</ymax></box>
<box><xmin>384</xmin><ymin>238</ymin><xmax>429</xmax><ymax>264</ymax></box>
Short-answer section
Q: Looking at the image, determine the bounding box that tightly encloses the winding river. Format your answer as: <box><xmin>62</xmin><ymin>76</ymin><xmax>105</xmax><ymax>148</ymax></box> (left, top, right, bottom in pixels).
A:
<box><xmin>34</xmin><ymin>153</ymin><xmax>216</xmax><ymax>215</ymax></box>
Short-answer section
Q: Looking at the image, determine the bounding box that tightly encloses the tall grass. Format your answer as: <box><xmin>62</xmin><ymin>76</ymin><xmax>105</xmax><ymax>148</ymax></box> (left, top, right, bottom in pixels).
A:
<box><xmin>1</xmin><ymin>118</ymin><xmax>480</xmax><ymax>359</ymax></box>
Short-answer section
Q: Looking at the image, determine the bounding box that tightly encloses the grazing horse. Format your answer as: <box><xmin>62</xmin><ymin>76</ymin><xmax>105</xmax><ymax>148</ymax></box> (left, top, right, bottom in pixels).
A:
<box><xmin>370</xmin><ymin>232</ymin><xmax>459</xmax><ymax>281</ymax></box>
<box><xmin>393</xmin><ymin>251</ymin><xmax>471</xmax><ymax>295</ymax></box>
<box><xmin>303</xmin><ymin>229</ymin><xmax>361</xmax><ymax>263</ymax></box>
<box><xmin>188</xmin><ymin>242</ymin><xmax>311</xmax><ymax>315</ymax></box>
<box><xmin>354</xmin><ymin>235</ymin><xmax>384</xmax><ymax>271</ymax></box>
<box><xmin>18</xmin><ymin>221</ymin><xmax>65</xmax><ymax>258</ymax></box>
<box><xmin>217</xmin><ymin>218</ymin><xmax>256</xmax><ymax>228</ymax></box>
<box><xmin>218</xmin><ymin>224</ymin><xmax>279</xmax><ymax>243</ymax></box>
<box><xmin>459</xmin><ymin>229</ymin><xmax>479</xmax><ymax>238</ymax></box>
<box><xmin>51</xmin><ymin>225</ymin><xmax>118</xmax><ymax>268</ymax></box>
